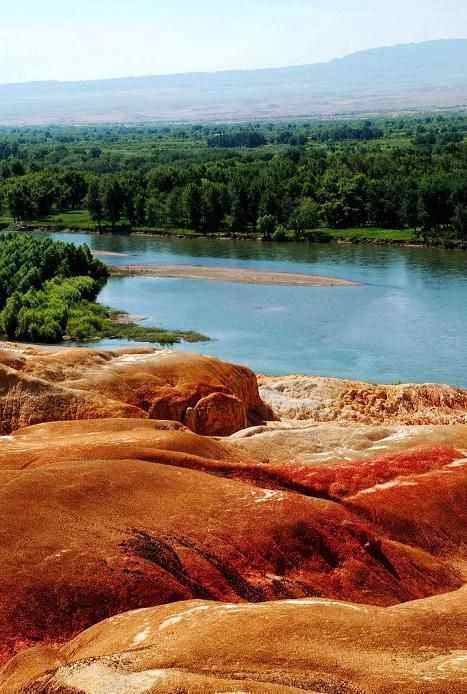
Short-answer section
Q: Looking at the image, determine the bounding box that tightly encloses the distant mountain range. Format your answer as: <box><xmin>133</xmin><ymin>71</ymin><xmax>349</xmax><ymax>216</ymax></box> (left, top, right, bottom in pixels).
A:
<box><xmin>1</xmin><ymin>39</ymin><xmax>467</xmax><ymax>125</ymax></box>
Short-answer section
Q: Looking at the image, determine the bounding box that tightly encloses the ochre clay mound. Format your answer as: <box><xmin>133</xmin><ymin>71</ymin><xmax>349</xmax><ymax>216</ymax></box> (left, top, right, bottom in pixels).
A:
<box><xmin>0</xmin><ymin>446</ymin><xmax>462</xmax><ymax>664</ymax></box>
<box><xmin>230</xmin><ymin>424</ymin><xmax>467</xmax><ymax>561</ymax></box>
<box><xmin>1</xmin><ymin>420</ymin><xmax>465</xmax><ymax>563</ymax></box>
<box><xmin>0</xmin><ymin>343</ymin><xmax>272</xmax><ymax>435</ymax></box>
<box><xmin>346</xmin><ymin>461</ymin><xmax>467</xmax><ymax>557</ymax></box>
<box><xmin>0</xmin><ymin>418</ymin><xmax>247</xmax><ymax>471</ymax></box>
<box><xmin>0</xmin><ymin>362</ymin><xmax>144</xmax><ymax>435</ymax></box>
<box><xmin>3</xmin><ymin>588</ymin><xmax>466</xmax><ymax>693</ymax></box>
<box><xmin>259</xmin><ymin>374</ymin><xmax>467</xmax><ymax>424</ymax></box>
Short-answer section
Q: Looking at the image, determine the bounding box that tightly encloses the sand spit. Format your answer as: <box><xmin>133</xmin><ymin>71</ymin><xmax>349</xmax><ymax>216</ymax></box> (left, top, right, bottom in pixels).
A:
<box><xmin>111</xmin><ymin>263</ymin><xmax>358</xmax><ymax>287</ymax></box>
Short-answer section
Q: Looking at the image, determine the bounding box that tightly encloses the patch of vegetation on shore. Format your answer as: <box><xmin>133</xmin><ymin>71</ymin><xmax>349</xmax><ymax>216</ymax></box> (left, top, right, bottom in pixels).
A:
<box><xmin>328</xmin><ymin>227</ymin><xmax>416</xmax><ymax>242</ymax></box>
<box><xmin>63</xmin><ymin>302</ymin><xmax>208</xmax><ymax>344</ymax></box>
<box><xmin>104</xmin><ymin>310</ymin><xmax>208</xmax><ymax>344</ymax></box>
<box><xmin>0</xmin><ymin>234</ymin><xmax>208</xmax><ymax>345</ymax></box>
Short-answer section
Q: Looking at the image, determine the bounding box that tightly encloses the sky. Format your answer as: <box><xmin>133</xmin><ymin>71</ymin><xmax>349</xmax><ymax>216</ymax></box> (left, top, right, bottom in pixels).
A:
<box><xmin>1</xmin><ymin>1</ymin><xmax>466</xmax><ymax>84</ymax></box>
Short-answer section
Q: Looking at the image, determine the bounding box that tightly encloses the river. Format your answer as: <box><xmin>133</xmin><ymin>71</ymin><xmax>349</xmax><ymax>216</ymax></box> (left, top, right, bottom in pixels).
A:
<box><xmin>47</xmin><ymin>232</ymin><xmax>467</xmax><ymax>386</ymax></box>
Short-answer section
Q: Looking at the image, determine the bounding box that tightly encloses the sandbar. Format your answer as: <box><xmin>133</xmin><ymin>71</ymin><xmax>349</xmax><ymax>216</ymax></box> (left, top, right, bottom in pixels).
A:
<box><xmin>111</xmin><ymin>264</ymin><xmax>358</xmax><ymax>287</ymax></box>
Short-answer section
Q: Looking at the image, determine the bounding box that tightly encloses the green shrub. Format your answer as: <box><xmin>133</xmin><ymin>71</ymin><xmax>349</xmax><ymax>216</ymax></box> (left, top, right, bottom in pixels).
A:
<box><xmin>302</xmin><ymin>229</ymin><xmax>333</xmax><ymax>243</ymax></box>
<box><xmin>272</xmin><ymin>224</ymin><xmax>288</xmax><ymax>242</ymax></box>
<box><xmin>0</xmin><ymin>234</ymin><xmax>108</xmax><ymax>343</ymax></box>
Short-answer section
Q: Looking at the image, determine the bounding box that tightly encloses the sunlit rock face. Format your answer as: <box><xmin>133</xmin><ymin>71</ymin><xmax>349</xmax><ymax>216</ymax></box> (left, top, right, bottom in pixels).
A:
<box><xmin>0</xmin><ymin>344</ymin><xmax>465</xmax><ymax>692</ymax></box>
<box><xmin>0</xmin><ymin>343</ymin><xmax>272</xmax><ymax>435</ymax></box>
<box><xmin>259</xmin><ymin>374</ymin><xmax>467</xmax><ymax>424</ymax></box>
<box><xmin>2</xmin><ymin>589</ymin><xmax>466</xmax><ymax>693</ymax></box>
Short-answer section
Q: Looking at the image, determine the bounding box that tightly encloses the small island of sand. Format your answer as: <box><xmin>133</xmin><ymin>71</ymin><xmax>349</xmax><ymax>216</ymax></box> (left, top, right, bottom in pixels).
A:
<box><xmin>110</xmin><ymin>264</ymin><xmax>358</xmax><ymax>287</ymax></box>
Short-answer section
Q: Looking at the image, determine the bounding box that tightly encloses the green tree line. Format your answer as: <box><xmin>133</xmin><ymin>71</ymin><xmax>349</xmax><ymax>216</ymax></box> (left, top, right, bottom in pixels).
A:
<box><xmin>1</xmin><ymin>116</ymin><xmax>467</xmax><ymax>242</ymax></box>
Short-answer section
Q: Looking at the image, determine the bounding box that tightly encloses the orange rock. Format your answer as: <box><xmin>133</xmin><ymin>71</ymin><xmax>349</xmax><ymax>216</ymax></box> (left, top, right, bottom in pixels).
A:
<box><xmin>3</xmin><ymin>588</ymin><xmax>466</xmax><ymax>693</ymax></box>
<box><xmin>0</xmin><ymin>419</ymin><xmax>463</xmax><ymax>665</ymax></box>
<box><xmin>0</xmin><ymin>344</ymin><xmax>272</xmax><ymax>435</ymax></box>
<box><xmin>185</xmin><ymin>391</ymin><xmax>247</xmax><ymax>436</ymax></box>
<box><xmin>0</xmin><ymin>344</ymin><xmax>466</xmax><ymax>689</ymax></box>
<box><xmin>0</xmin><ymin>361</ymin><xmax>144</xmax><ymax>435</ymax></box>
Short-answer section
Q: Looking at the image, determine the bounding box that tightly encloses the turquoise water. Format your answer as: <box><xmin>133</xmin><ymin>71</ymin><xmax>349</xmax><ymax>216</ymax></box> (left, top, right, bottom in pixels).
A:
<box><xmin>50</xmin><ymin>232</ymin><xmax>467</xmax><ymax>386</ymax></box>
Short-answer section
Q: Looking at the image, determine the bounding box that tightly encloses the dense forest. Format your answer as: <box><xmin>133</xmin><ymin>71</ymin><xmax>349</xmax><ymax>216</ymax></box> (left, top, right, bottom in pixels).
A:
<box><xmin>1</xmin><ymin>114</ymin><xmax>467</xmax><ymax>244</ymax></box>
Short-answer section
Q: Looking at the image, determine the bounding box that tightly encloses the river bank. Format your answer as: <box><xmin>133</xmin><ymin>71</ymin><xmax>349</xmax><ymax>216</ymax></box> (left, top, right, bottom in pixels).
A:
<box><xmin>4</xmin><ymin>218</ymin><xmax>465</xmax><ymax>250</ymax></box>
<box><xmin>9</xmin><ymin>223</ymin><xmax>467</xmax><ymax>251</ymax></box>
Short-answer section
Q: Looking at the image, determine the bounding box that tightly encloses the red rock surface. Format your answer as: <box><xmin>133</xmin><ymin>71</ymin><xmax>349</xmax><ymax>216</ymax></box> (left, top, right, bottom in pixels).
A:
<box><xmin>0</xmin><ymin>345</ymin><xmax>465</xmax><ymax>692</ymax></box>
<box><xmin>0</xmin><ymin>417</ymin><xmax>465</xmax><ymax>669</ymax></box>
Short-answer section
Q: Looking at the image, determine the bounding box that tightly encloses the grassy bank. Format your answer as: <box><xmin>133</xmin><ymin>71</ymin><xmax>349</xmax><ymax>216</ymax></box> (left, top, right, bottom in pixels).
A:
<box><xmin>1</xmin><ymin>210</ymin><xmax>419</xmax><ymax>245</ymax></box>
<box><xmin>102</xmin><ymin>310</ymin><xmax>208</xmax><ymax>345</ymax></box>
<box><xmin>328</xmin><ymin>228</ymin><xmax>416</xmax><ymax>243</ymax></box>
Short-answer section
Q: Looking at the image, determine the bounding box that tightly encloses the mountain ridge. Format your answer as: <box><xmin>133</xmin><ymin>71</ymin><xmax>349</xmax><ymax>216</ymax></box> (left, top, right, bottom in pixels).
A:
<box><xmin>1</xmin><ymin>39</ymin><xmax>466</xmax><ymax>124</ymax></box>
<box><xmin>2</xmin><ymin>38</ymin><xmax>467</xmax><ymax>88</ymax></box>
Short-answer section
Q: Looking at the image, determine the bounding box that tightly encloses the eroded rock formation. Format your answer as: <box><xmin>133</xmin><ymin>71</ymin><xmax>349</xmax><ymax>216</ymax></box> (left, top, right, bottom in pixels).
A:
<box><xmin>259</xmin><ymin>374</ymin><xmax>467</xmax><ymax>424</ymax></box>
<box><xmin>0</xmin><ymin>344</ymin><xmax>465</xmax><ymax>692</ymax></box>
<box><xmin>0</xmin><ymin>343</ymin><xmax>272</xmax><ymax>435</ymax></box>
<box><xmin>0</xmin><ymin>416</ymin><xmax>465</xmax><ymax>671</ymax></box>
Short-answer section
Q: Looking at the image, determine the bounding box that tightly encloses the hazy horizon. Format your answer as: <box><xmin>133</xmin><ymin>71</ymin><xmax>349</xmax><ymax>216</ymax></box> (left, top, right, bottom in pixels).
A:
<box><xmin>1</xmin><ymin>1</ymin><xmax>467</xmax><ymax>85</ymax></box>
<box><xmin>2</xmin><ymin>38</ymin><xmax>467</xmax><ymax>88</ymax></box>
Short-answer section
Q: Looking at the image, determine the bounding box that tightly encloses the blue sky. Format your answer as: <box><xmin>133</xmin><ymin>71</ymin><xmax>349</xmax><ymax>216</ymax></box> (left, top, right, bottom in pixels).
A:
<box><xmin>1</xmin><ymin>1</ymin><xmax>466</xmax><ymax>83</ymax></box>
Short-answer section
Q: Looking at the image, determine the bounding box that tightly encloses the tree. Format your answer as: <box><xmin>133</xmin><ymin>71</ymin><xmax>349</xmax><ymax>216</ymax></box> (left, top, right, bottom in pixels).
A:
<box><xmin>167</xmin><ymin>188</ymin><xmax>183</xmax><ymax>227</ymax></box>
<box><xmin>289</xmin><ymin>198</ymin><xmax>321</xmax><ymax>239</ymax></box>
<box><xmin>256</xmin><ymin>214</ymin><xmax>276</xmax><ymax>240</ymax></box>
<box><xmin>7</xmin><ymin>182</ymin><xmax>34</xmax><ymax>221</ymax></box>
<box><xmin>58</xmin><ymin>171</ymin><xmax>87</xmax><ymax>209</ymax></box>
<box><xmin>148</xmin><ymin>166</ymin><xmax>179</xmax><ymax>194</ymax></box>
<box><xmin>272</xmin><ymin>224</ymin><xmax>288</xmax><ymax>242</ymax></box>
<box><xmin>258</xmin><ymin>189</ymin><xmax>279</xmax><ymax>219</ymax></box>
<box><xmin>0</xmin><ymin>235</ymin><xmax>108</xmax><ymax>343</ymax></box>
<box><xmin>101</xmin><ymin>178</ymin><xmax>124</xmax><ymax>230</ymax></box>
<box><xmin>229</xmin><ymin>179</ymin><xmax>250</xmax><ymax>232</ymax></box>
<box><xmin>418</xmin><ymin>175</ymin><xmax>454</xmax><ymax>236</ymax></box>
<box><xmin>146</xmin><ymin>194</ymin><xmax>164</xmax><ymax>227</ymax></box>
<box><xmin>183</xmin><ymin>183</ymin><xmax>202</xmax><ymax>231</ymax></box>
<box><xmin>401</xmin><ymin>183</ymin><xmax>421</xmax><ymax>231</ymax></box>
<box><xmin>2</xmin><ymin>292</ymin><xmax>21</xmax><ymax>338</ymax></box>
<box><xmin>207</xmin><ymin>130</ymin><xmax>267</xmax><ymax>148</ymax></box>
<box><xmin>201</xmin><ymin>181</ymin><xmax>226</xmax><ymax>233</ymax></box>
<box><xmin>30</xmin><ymin>174</ymin><xmax>55</xmax><ymax>217</ymax></box>
<box><xmin>9</xmin><ymin>159</ymin><xmax>25</xmax><ymax>176</ymax></box>
<box><xmin>134</xmin><ymin>193</ymin><xmax>147</xmax><ymax>226</ymax></box>
<box><xmin>452</xmin><ymin>204</ymin><xmax>467</xmax><ymax>240</ymax></box>
<box><xmin>86</xmin><ymin>180</ymin><xmax>103</xmax><ymax>230</ymax></box>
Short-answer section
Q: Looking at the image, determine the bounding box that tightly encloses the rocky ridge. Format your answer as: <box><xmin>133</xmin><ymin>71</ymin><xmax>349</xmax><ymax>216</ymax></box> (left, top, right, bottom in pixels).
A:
<box><xmin>0</xmin><ymin>343</ymin><xmax>272</xmax><ymax>436</ymax></box>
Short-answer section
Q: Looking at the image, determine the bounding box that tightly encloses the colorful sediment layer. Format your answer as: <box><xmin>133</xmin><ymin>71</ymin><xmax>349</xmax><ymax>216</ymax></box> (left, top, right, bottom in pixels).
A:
<box><xmin>0</xmin><ymin>343</ymin><xmax>465</xmax><ymax>692</ymax></box>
